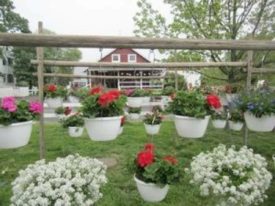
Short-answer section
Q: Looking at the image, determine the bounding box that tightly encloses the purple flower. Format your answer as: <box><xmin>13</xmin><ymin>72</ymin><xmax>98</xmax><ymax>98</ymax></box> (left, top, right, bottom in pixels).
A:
<box><xmin>1</xmin><ymin>96</ymin><xmax>17</xmax><ymax>112</ymax></box>
<box><xmin>29</xmin><ymin>101</ymin><xmax>43</xmax><ymax>114</ymax></box>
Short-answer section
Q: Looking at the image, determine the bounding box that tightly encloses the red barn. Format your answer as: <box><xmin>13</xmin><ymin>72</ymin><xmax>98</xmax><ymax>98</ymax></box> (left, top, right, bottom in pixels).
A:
<box><xmin>88</xmin><ymin>48</ymin><xmax>165</xmax><ymax>89</ymax></box>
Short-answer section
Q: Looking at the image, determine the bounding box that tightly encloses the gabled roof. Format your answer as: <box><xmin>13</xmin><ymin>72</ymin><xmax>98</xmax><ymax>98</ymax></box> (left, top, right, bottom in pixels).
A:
<box><xmin>98</xmin><ymin>48</ymin><xmax>150</xmax><ymax>63</ymax></box>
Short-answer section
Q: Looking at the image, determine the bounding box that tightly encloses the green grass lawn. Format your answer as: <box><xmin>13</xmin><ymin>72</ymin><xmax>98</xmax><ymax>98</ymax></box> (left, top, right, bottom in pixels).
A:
<box><xmin>0</xmin><ymin>121</ymin><xmax>275</xmax><ymax>206</ymax></box>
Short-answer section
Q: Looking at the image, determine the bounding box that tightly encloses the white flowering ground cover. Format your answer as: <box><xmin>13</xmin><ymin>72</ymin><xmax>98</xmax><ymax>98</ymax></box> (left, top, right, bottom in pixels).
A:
<box><xmin>186</xmin><ymin>145</ymin><xmax>272</xmax><ymax>206</ymax></box>
<box><xmin>0</xmin><ymin>122</ymin><xmax>275</xmax><ymax>206</ymax></box>
<box><xmin>11</xmin><ymin>154</ymin><xmax>107</xmax><ymax>206</ymax></box>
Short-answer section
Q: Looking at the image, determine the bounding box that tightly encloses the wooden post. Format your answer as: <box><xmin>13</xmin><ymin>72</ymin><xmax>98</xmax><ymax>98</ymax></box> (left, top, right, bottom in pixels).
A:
<box><xmin>37</xmin><ymin>21</ymin><xmax>45</xmax><ymax>159</ymax></box>
<box><xmin>244</xmin><ymin>50</ymin><xmax>253</xmax><ymax>145</ymax></box>
<box><xmin>175</xmin><ymin>69</ymin><xmax>178</xmax><ymax>91</ymax></box>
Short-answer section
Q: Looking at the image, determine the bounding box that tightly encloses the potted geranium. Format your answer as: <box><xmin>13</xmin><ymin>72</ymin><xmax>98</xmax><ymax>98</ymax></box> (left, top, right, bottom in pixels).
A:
<box><xmin>44</xmin><ymin>84</ymin><xmax>67</xmax><ymax>108</ymax></box>
<box><xmin>143</xmin><ymin>108</ymin><xmax>162</xmax><ymax>135</ymax></box>
<box><xmin>81</xmin><ymin>86</ymin><xmax>126</xmax><ymax>141</ymax></box>
<box><xmin>128</xmin><ymin>107</ymin><xmax>141</xmax><ymax>120</ymax></box>
<box><xmin>211</xmin><ymin>110</ymin><xmax>228</xmax><ymax>129</ymax></box>
<box><xmin>229</xmin><ymin>109</ymin><xmax>244</xmax><ymax>131</ymax></box>
<box><xmin>125</xmin><ymin>89</ymin><xmax>145</xmax><ymax>107</ymax></box>
<box><xmin>61</xmin><ymin>113</ymin><xmax>84</xmax><ymax>137</ymax></box>
<box><xmin>186</xmin><ymin>144</ymin><xmax>272</xmax><ymax>206</ymax></box>
<box><xmin>11</xmin><ymin>154</ymin><xmax>107</xmax><ymax>205</ymax></box>
<box><xmin>0</xmin><ymin>96</ymin><xmax>42</xmax><ymax>148</ymax></box>
<box><xmin>133</xmin><ymin>143</ymin><xmax>180</xmax><ymax>202</ymax></box>
<box><xmin>237</xmin><ymin>90</ymin><xmax>275</xmax><ymax>132</ymax></box>
<box><xmin>169</xmin><ymin>91</ymin><xmax>221</xmax><ymax>138</ymax></box>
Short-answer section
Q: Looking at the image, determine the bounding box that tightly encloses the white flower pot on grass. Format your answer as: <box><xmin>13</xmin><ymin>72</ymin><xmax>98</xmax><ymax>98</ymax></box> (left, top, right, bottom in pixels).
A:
<box><xmin>127</xmin><ymin>97</ymin><xmax>143</xmax><ymax>107</ymax></box>
<box><xmin>229</xmin><ymin>121</ymin><xmax>243</xmax><ymax>131</ymax></box>
<box><xmin>45</xmin><ymin>97</ymin><xmax>63</xmax><ymax>108</ymax></box>
<box><xmin>0</xmin><ymin>121</ymin><xmax>32</xmax><ymax>149</ymax></box>
<box><xmin>134</xmin><ymin>176</ymin><xmax>169</xmax><ymax>202</ymax></box>
<box><xmin>129</xmin><ymin>113</ymin><xmax>140</xmax><ymax>120</ymax></box>
<box><xmin>68</xmin><ymin>96</ymin><xmax>79</xmax><ymax>103</ymax></box>
<box><xmin>84</xmin><ymin>116</ymin><xmax>121</xmax><ymax>141</ymax></box>
<box><xmin>244</xmin><ymin>112</ymin><xmax>275</xmax><ymax>132</ymax></box>
<box><xmin>144</xmin><ymin>124</ymin><xmax>161</xmax><ymax>135</ymax></box>
<box><xmin>212</xmin><ymin>119</ymin><xmax>227</xmax><ymax>129</ymax></box>
<box><xmin>174</xmin><ymin>115</ymin><xmax>210</xmax><ymax>138</ymax></box>
<box><xmin>68</xmin><ymin>127</ymin><xmax>84</xmax><ymax>137</ymax></box>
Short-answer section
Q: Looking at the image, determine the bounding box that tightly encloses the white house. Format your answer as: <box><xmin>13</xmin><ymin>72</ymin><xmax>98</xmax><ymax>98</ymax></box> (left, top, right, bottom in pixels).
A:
<box><xmin>0</xmin><ymin>47</ymin><xmax>14</xmax><ymax>87</ymax></box>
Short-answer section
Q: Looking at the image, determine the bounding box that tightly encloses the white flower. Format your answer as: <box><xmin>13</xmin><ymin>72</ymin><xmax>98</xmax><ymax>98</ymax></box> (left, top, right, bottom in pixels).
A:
<box><xmin>187</xmin><ymin>144</ymin><xmax>272</xmax><ymax>206</ymax></box>
<box><xmin>10</xmin><ymin>154</ymin><xmax>107</xmax><ymax>206</ymax></box>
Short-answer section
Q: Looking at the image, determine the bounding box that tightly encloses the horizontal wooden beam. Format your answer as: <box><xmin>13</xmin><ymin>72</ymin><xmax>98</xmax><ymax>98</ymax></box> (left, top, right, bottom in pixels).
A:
<box><xmin>31</xmin><ymin>60</ymin><xmax>247</xmax><ymax>69</ymax></box>
<box><xmin>32</xmin><ymin>73</ymin><xmax>165</xmax><ymax>79</ymax></box>
<box><xmin>251</xmin><ymin>68</ymin><xmax>275</xmax><ymax>73</ymax></box>
<box><xmin>1</xmin><ymin>33</ymin><xmax>275</xmax><ymax>50</ymax></box>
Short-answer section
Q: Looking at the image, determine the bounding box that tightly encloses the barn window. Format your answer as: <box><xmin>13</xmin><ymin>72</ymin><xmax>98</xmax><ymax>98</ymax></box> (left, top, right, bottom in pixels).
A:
<box><xmin>128</xmin><ymin>54</ymin><xmax>136</xmax><ymax>63</ymax></box>
<box><xmin>112</xmin><ymin>54</ymin><xmax>120</xmax><ymax>63</ymax></box>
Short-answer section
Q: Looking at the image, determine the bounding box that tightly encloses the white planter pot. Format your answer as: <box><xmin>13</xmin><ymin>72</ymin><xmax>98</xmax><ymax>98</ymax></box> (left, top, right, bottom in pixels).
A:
<box><xmin>118</xmin><ymin>126</ymin><xmax>123</xmax><ymax>135</ymax></box>
<box><xmin>144</xmin><ymin>124</ymin><xmax>161</xmax><ymax>135</ymax></box>
<box><xmin>226</xmin><ymin>94</ymin><xmax>238</xmax><ymax>103</ymax></box>
<box><xmin>174</xmin><ymin>115</ymin><xmax>210</xmax><ymax>138</ymax></box>
<box><xmin>127</xmin><ymin>97</ymin><xmax>143</xmax><ymax>107</ymax></box>
<box><xmin>134</xmin><ymin>176</ymin><xmax>169</xmax><ymax>202</ymax></box>
<box><xmin>84</xmin><ymin>116</ymin><xmax>121</xmax><ymax>141</ymax></box>
<box><xmin>0</xmin><ymin>121</ymin><xmax>32</xmax><ymax>149</ymax></box>
<box><xmin>45</xmin><ymin>97</ymin><xmax>63</xmax><ymax>108</ymax></box>
<box><xmin>68</xmin><ymin>127</ymin><xmax>84</xmax><ymax>137</ymax></box>
<box><xmin>142</xmin><ymin>97</ymin><xmax>151</xmax><ymax>104</ymax></box>
<box><xmin>212</xmin><ymin>119</ymin><xmax>227</xmax><ymax>129</ymax></box>
<box><xmin>244</xmin><ymin>112</ymin><xmax>275</xmax><ymax>132</ymax></box>
<box><xmin>129</xmin><ymin>113</ymin><xmax>140</xmax><ymax>120</ymax></box>
<box><xmin>229</xmin><ymin>121</ymin><xmax>243</xmax><ymax>131</ymax></box>
<box><xmin>68</xmin><ymin>96</ymin><xmax>79</xmax><ymax>103</ymax></box>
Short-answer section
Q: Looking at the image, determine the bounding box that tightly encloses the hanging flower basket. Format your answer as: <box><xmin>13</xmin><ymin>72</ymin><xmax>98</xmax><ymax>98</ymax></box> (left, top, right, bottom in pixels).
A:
<box><xmin>212</xmin><ymin>119</ymin><xmax>227</xmax><ymax>129</ymax></box>
<box><xmin>229</xmin><ymin>121</ymin><xmax>243</xmax><ymax>131</ymax></box>
<box><xmin>68</xmin><ymin>127</ymin><xmax>84</xmax><ymax>137</ymax></box>
<box><xmin>244</xmin><ymin>112</ymin><xmax>275</xmax><ymax>132</ymax></box>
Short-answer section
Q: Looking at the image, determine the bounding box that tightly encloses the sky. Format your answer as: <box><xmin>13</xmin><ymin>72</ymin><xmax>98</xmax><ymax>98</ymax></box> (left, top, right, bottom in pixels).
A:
<box><xmin>12</xmin><ymin>0</ymin><xmax>170</xmax><ymax>61</ymax></box>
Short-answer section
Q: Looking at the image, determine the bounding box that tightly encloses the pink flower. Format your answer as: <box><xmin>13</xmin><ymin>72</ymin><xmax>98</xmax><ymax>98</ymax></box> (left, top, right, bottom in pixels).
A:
<box><xmin>29</xmin><ymin>101</ymin><xmax>43</xmax><ymax>114</ymax></box>
<box><xmin>1</xmin><ymin>96</ymin><xmax>17</xmax><ymax>112</ymax></box>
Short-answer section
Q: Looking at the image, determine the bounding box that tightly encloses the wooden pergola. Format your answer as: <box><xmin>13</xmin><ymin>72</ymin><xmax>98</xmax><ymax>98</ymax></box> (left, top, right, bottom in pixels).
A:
<box><xmin>0</xmin><ymin>21</ymin><xmax>274</xmax><ymax>159</ymax></box>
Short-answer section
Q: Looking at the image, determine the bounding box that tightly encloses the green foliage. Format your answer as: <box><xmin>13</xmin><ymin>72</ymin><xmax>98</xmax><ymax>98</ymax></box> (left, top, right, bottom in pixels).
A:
<box><xmin>81</xmin><ymin>95</ymin><xmax>126</xmax><ymax>118</ymax></box>
<box><xmin>163</xmin><ymin>72</ymin><xmax>186</xmax><ymax>90</ymax></box>
<box><xmin>143</xmin><ymin>109</ymin><xmax>162</xmax><ymax>125</ymax></box>
<box><xmin>69</xmin><ymin>87</ymin><xmax>89</xmax><ymax>100</ymax></box>
<box><xmin>54</xmin><ymin>107</ymin><xmax>65</xmax><ymax>115</ymax></box>
<box><xmin>168</xmin><ymin>90</ymin><xmax>207</xmax><ymax>118</ymax></box>
<box><xmin>128</xmin><ymin>107</ymin><xmax>141</xmax><ymax>114</ymax></box>
<box><xmin>0</xmin><ymin>100</ymin><xmax>35</xmax><ymax>125</ymax></box>
<box><xmin>211</xmin><ymin>110</ymin><xmax>228</xmax><ymax>120</ymax></box>
<box><xmin>237</xmin><ymin>90</ymin><xmax>275</xmax><ymax>117</ymax></box>
<box><xmin>61</xmin><ymin>114</ymin><xmax>84</xmax><ymax>128</ymax></box>
<box><xmin>130</xmin><ymin>89</ymin><xmax>146</xmax><ymax>97</ymax></box>
<box><xmin>162</xmin><ymin>86</ymin><xmax>176</xmax><ymax>96</ymax></box>
<box><xmin>44</xmin><ymin>85</ymin><xmax>67</xmax><ymax>99</ymax></box>
<box><xmin>134</xmin><ymin>0</ymin><xmax>275</xmax><ymax>83</ymax></box>
<box><xmin>229</xmin><ymin>110</ymin><xmax>244</xmax><ymax>123</ymax></box>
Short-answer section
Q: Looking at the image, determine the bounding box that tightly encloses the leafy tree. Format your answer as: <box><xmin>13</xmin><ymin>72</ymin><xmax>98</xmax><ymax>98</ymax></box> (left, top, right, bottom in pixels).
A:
<box><xmin>13</xmin><ymin>29</ymin><xmax>82</xmax><ymax>87</ymax></box>
<box><xmin>134</xmin><ymin>0</ymin><xmax>275</xmax><ymax>83</ymax></box>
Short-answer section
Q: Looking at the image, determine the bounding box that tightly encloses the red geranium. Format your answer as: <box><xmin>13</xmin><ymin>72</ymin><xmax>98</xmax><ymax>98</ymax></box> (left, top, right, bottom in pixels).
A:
<box><xmin>64</xmin><ymin>107</ymin><xmax>72</xmax><ymax>116</ymax></box>
<box><xmin>90</xmin><ymin>86</ymin><xmax>102</xmax><ymax>95</ymax></box>
<box><xmin>206</xmin><ymin>94</ymin><xmax>222</xmax><ymax>109</ymax></box>
<box><xmin>144</xmin><ymin>143</ymin><xmax>154</xmax><ymax>152</ymax></box>
<box><xmin>98</xmin><ymin>92</ymin><xmax>116</xmax><ymax>107</ymax></box>
<box><xmin>47</xmin><ymin>84</ymin><xmax>57</xmax><ymax>92</ymax></box>
<box><xmin>107</xmin><ymin>90</ymin><xmax>120</xmax><ymax>100</ymax></box>
<box><xmin>163</xmin><ymin>155</ymin><xmax>178</xmax><ymax>165</ymax></box>
<box><xmin>137</xmin><ymin>150</ymin><xmax>154</xmax><ymax>168</ymax></box>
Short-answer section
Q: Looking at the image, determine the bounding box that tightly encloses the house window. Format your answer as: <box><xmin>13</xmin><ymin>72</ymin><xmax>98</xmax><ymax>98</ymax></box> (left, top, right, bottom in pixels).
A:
<box><xmin>112</xmin><ymin>54</ymin><xmax>120</xmax><ymax>63</ymax></box>
<box><xmin>128</xmin><ymin>54</ymin><xmax>137</xmax><ymax>63</ymax></box>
